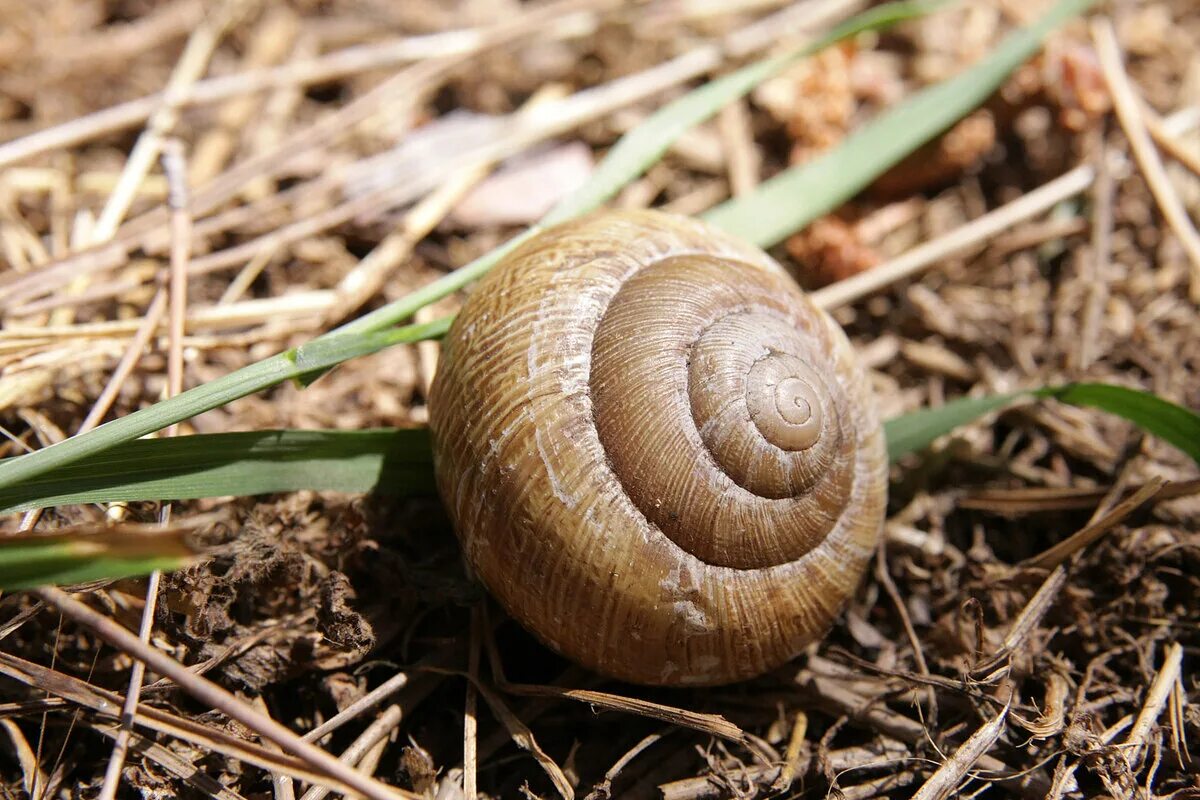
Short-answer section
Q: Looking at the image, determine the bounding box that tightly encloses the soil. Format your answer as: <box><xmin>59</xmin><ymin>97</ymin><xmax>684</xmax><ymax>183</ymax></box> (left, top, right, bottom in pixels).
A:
<box><xmin>0</xmin><ymin>1</ymin><xmax>1197</xmax><ymax>798</ymax></box>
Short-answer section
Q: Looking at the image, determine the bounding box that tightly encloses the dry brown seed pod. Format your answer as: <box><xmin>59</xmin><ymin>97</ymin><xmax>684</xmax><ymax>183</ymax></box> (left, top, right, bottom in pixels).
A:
<box><xmin>428</xmin><ymin>210</ymin><xmax>887</xmax><ymax>685</ymax></box>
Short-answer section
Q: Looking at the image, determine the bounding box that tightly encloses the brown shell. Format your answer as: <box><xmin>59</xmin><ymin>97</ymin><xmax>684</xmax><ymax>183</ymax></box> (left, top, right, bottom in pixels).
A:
<box><xmin>428</xmin><ymin>210</ymin><xmax>887</xmax><ymax>685</ymax></box>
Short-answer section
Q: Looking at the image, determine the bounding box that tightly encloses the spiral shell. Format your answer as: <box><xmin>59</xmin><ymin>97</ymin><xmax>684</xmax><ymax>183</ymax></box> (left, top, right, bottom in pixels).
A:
<box><xmin>428</xmin><ymin>210</ymin><xmax>887</xmax><ymax>685</ymax></box>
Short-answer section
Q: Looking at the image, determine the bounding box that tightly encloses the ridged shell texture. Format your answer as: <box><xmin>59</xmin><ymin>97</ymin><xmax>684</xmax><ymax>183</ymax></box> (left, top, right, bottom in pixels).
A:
<box><xmin>429</xmin><ymin>210</ymin><xmax>887</xmax><ymax>685</ymax></box>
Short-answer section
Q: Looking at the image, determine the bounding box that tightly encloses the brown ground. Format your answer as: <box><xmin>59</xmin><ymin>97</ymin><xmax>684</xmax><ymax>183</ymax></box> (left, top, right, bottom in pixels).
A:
<box><xmin>0</xmin><ymin>0</ymin><xmax>1197</xmax><ymax>798</ymax></box>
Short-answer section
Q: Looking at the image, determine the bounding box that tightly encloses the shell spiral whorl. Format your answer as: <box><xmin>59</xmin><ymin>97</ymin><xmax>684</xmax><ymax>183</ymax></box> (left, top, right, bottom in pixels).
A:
<box><xmin>429</xmin><ymin>210</ymin><xmax>887</xmax><ymax>686</ymax></box>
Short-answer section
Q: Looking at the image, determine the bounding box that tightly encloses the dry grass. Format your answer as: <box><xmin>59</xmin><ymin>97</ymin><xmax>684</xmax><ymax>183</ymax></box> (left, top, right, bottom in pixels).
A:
<box><xmin>0</xmin><ymin>0</ymin><xmax>1197</xmax><ymax>798</ymax></box>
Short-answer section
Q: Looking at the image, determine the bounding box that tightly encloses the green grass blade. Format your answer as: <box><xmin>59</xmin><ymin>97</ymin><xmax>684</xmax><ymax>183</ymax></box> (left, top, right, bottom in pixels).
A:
<box><xmin>339</xmin><ymin>0</ymin><xmax>935</xmax><ymax>338</ymax></box>
<box><xmin>0</xmin><ymin>429</ymin><xmax>435</xmax><ymax>514</ymax></box>
<box><xmin>0</xmin><ymin>320</ymin><xmax>442</xmax><ymax>493</ymax></box>
<box><xmin>4</xmin><ymin>381</ymin><xmax>1192</xmax><ymax>514</ymax></box>
<box><xmin>0</xmin><ymin>526</ymin><xmax>195</xmax><ymax>591</ymax></box>
<box><xmin>885</xmin><ymin>382</ymin><xmax>1200</xmax><ymax>464</ymax></box>
<box><xmin>1038</xmin><ymin>383</ymin><xmax>1200</xmax><ymax>464</ymax></box>
<box><xmin>541</xmin><ymin>0</ymin><xmax>937</xmax><ymax>227</ymax></box>
<box><xmin>0</xmin><ymin>3</ymin><xmax>931</xmax><ymax>494</ymax></box>
<box><xmin>883</xmin><ymin>391</ymin><xmax>1025</xmax><ymax>462</ymax></box>
<box><xmin>704</xmin><ymin>0</ymin><xmax>1099</xmax><ymax>246</ymax></box>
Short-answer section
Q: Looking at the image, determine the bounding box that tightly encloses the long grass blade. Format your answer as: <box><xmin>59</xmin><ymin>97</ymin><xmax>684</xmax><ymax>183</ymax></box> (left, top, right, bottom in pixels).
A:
<box><xmin>703</xmin><ymin>0</ymin><xmax>1099</xmax><ymax>246</ymax></box>
<box><xmin>0</xmin><ymin>318</ymin><xmax>445</xmax><ymax>492</ymax></box>
<box><xmin>885</xmin><ymin>383</ymin><xmax>1200</xmax><ymax>464</ymax></box>
<box><xmin>540</xmin><ymin>0</ymin><xmax>938</xmax><ymax>228</ymax></box>
<box><xmin>0</xmin><ymin>3</ymin><xmax>930</xmax><ymax>494</ymax></box>
<box><xmin>0</xmin><ymin>429</ymin><xmax>434</xmax><ymax>514</ymax></box>
<box><xmin>882</xmin><ymin>392</ymin><xmax>1025</xmax><ymax>462</ymax></box>
<box><xmin>1037</xmin><ymin>383</ymin><xmax>1200</xmax><ymax>464</ymax></box>
<box><xmin>6</xmin><ymin>382</ymin><xmax>1194</xmax><ymax>516</ymax></box>
<box><xmin>0</xmin><ymin>524</ymin><xmax>196</xmax><ymax>591</ymax></box>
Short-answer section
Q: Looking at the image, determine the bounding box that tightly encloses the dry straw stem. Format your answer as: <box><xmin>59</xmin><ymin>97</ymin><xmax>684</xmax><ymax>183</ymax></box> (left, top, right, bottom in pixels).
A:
<box><xmin>972</xmin><ymin>566</ymin><xmax>1067</xmax><ymax>680</ymax></box>
<box><xmin>1077</xmin><ymin>128</ymin><xmax>1114</xmax><ymax>372</ymax></box>
<box><xmin>1018</xmin><ymin>672</ymin><xmax>1070</xmax><ymax>739</ymax></box>
<box><xmin>0</xmin><ymin>718</ymin><xmax>43</xmax><ymax>798</ymax></box>
<box><xmin>302</xmin><ymin>673</ymin><xmax>410</xmax><ymax>744</ymax></box>
<box><xmin>89</xmin><ymin>0</ymin><xmax>242</xmax><ymax>245</ymax></box>
<box><xmin>0</xmin><ymin>649</ymin><xmax>355</xmax><ymax>787</ymax></box>
<box><xmin>658</xmin><ymin>740</ymin><xmax>911</xmax><ymax>800</ymax></box>
<box><xmin>796</xmin><ymin>674</ymin><xmax>1048</xmax><ymax>796</ymax></box>
<box><xmin>77</xmin><ymin>288</ymin><xmax>168</xmax><ymax>432</ymax></box>
<box><xmin>323</xmin><ymin>83</ymin><xmax>569</xmax><ymax>325</ymax></box>
<box><xmin>1143</xmin><ymin>109</ymin><xmax>1200</xmax><ymax>179</ymax></box>
<box><xmin>0</xmin><ymin>293</ymin><xmax>333</xmax><ymax>340</ymax></box>
<box><xmin>0</xmin><ymin>0</ymin><xmax>606</xmax><ymax>170</ymax></box>
<box><xmin>297</xmin><ymin>705</ymin><xmax>404</xmax><ymax>800</ymax></box>
<box><xmin>469</xmin><ymin>676</ymin><xmax>575</xmax><ymax>799</ymax></box>
<box><xmin>159</xmin><ymin>1</ymin><xmax>830</xmax><ymax>279</ymax></box>
<box><xmin>910</xmin><ymin>697</ymin><xmax>1010</xmax><ymax>800</ymax></box>
<box><xmin>1044</xmin><ymin>714</ymin><xmax>1132</xmax><ymax>800</ymax></box>
<box><xmin>583</xmin><ymin>731</ymin><xmax>664</xmax><ymax>800</ymax></box>
<box><xmin>462</xmin><ymin>609</ymin><xmax>482</xmax><ymax>800</ymax></box>
<box><xmin>1123</xmin><ymin>641</ymin><xmax>1185</xmax><ymax>771</ymax></box>
<box><xmin>30</xmin><ymin>587</ymin><xmax>419</xmax><ymax>800</ymax></box>
<box><xmin>1092</xmin><ymin>18</ymin><xmax>1200</xmax><ymax>302</ymax></box>
<box><xmin>958</xmin><ymin>476</ymin><xmax>1200</xmax><ymax>513</ymax></box>
<box><xmin>2</xmin><ymin>0</ymin><xmax>864</xmax><ymax>328</ymax></box>
<box><xmin>875</xmin><ymin>545</ymin><xmax>937</xmax><ymax>720</ymax></box>
<box><xmin>810</xmin><ymin>108</ymin><xmax>1200</xmax><ymax>312</ymax></box>
<box><xmin>96</xmin><ymin>139</ymin><xmax>194</xmax><ymax>800</ymax></box>
<box><xmin>0</xmin><ymin>0</ymin><xmax>615</xmax><ymax>310</ymax></box>
<box><xmin>187</xmin><ymin>8</ymin><xmax>301</xmax><ymax>187</ymax></box>
<box><xmin>503</xmin><ymin>681</ymin><xmax>748</xmax><ymax>745</ymax></box>
<box><xmin>91</xmin><ymin>722</ymin><xmax>249</xmax><ymax>800</ymax></box>
<box><xmin>768</xmin><ymin>710</ymin><xmax>808</xmax><ymax>793</ymax></box>
<box><xmin>251</xmin><ymin>696</ymin><xmax>297</xmax><ymax>800</ymax></box>
<box><xmin>1020</xmin><ymin>477</ymin><xmax>1165</xmax><ymax>570</ymax></box>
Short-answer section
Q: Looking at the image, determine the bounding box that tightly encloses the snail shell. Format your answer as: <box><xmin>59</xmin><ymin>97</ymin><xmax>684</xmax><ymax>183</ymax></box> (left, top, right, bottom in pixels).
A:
<box><xmin>428</xmin><ymin>210</ymin><xmax>887</xmax><ymax>685</ymax></box>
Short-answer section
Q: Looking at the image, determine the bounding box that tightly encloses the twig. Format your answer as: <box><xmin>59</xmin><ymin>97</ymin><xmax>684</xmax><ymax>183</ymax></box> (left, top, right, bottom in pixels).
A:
<box><xmin>92</xmin><ymin>722</ymin><xmax>249</xmax><ymax>800</ymax></box>
<box><xmin>1143</xmin><ymin>108</ymin><xmax>1200</xmax><ymax>179</ymax></box>
<box><xmin>0</xmin><ymin>649</ymin><xmax>347</xmax><ymax>786</ymax></box>
<box><xmin>583</xmin><ymin>731</ymin><xmax>665</xmax><ymax>800</ymax></box>
<box><xmin>658</xmin><ymin>740</ymin><xmax>910</xmax><ymax>800</ymax></box>
<box><xmin>498</xmin><ymin>680</ymin><xmax>747</xmax><ymax>746</ymax></box>
<box><xmin>912</xmin><ymin>695</ymin><xmax>1008</xmax><ymax>800</ymax></box>
<box><xmin>769</xmin><ymin>711</ymin><xmax>807</xmax><ymax>793</ymax></box>
<box><xmin>323</xmin><ymin>82</ymin><xmax>567</xmax><ymax>325</ymax></box>
<box><xmin>76</xmin><ymin>289</ymin><xmax>168</xmax><ymax>432</ymax></box>
<box><xmin>0</xmin><ymin>719</ymin><xmax>45</xmax><ymax>798</ymax></box>
<box><xmin>463</xmin><ymin>607</ymin><xmax>482</xmax><ymax>800</ymax></box>
<box><xmin>1044</xmin><ymin>713</ymin><xmax>1131</xmax><ymax>800</ymax></box>
<box><xmin>0</xmin><ymin>0</ymin><xmax>860</xmax><ymax>312</ymax></box>
<box><xmin>96</xmin><ymin>138</ymin><xmax>196</xmax><ymax>800</ymax></box>
<box><xmin>90</xmin><ymin>2</ymin><xmax>239</xmax><ymax>245</ymax></box>
<box><xmin>30</xmin><ymin>587</ymin><xmax>418</xmax><ymax>800</ymax></box>
<box><xmin>811</xmin><ymin>163</ymin><xmax>1097</xmax><ymax>310</ymax></box>
<box><xmin>811</xmin><ymin>108</ymin><xmax>1200</xmax><ymax>311</ymax></box>
<box><xmin>971</xmin><ymin>566</ymin><xmax>1067</xmax><ymax>680</ymax></box>
<box><xmin>1077</xmin><ymin>127</ymin><xmax>1113</xmax><ymax>372</ymax></box>
<box><xmin>298</xmin><ymin>706</ymin><xmax>404</xmax><ymax>800</ymax></box>
<box><xmin>251</xmin><ymin>697</ymin><xmax>297</xmax><ymax>800</ymax></box>
<box><xmin>0</xmin><ymin>7</ymin><xmax>604</xmax><ymax>170</ymax></box>
<box><xmin>302</xmin><ymin>675</ymin><xmax>408</xmax><ymax>743</ymax></box>
<box><xmin>1020</xmin><ymin>478</ymin><xmax>1165</xmax><ymax>570</ymax></box>
<box><xmin>0</xmin><ymin>0</ymin><xmax>613</xmax><ymax>310</ymax></box>
<box><xmin>1124</xmin><ymin>642</ymin><xmax>1184</xmax><ymax>771</ymax></box>
<box><xmin>796</xmin><ymin>675</ymin><xmax>1048</xmax><ymax>796</ymax></box>
<box><xmin>875</xmin><ymin>542</ymin><xmax>937</xmax><ymax>724</ymax></box>
<box><xmin>910</xmin><ymin>696</ymin><xmax>1010</xmax><ymax>800</ymax></box>
<box><xmin>188</xmin><ymin>9</ymin><xmax>301</xmax><ymax>186</ymax></box>
<box><xmin>1092</xmin><ymin>19</ymin><xmax>1200</xmax><ymax>301</ymax></box>
<box><xmin>717</xmin><ymin>99</ymin><xmax>759</xmax><ymax>197</ymax></box>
